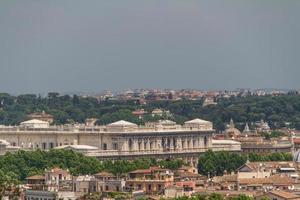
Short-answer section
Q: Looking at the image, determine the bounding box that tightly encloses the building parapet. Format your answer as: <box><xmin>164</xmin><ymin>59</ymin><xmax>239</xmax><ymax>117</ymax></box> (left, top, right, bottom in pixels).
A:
<box><xmin>0</xmin><ymin>126</ymin><xmax>213</xmax><ymax>134</ymax></box>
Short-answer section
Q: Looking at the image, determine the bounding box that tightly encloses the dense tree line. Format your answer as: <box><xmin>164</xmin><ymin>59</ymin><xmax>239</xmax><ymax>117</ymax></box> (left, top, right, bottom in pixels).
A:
<box><xmin>0</xmin><ymin>93</ymin><xmax>300</xmax><ymax>131</ymax></box>
<box><xmin>247</xmin><ymin>152</ymin><xmax>292</xmax><ymax>162</ymax></box>
<box><xmin>0</xmin><ymin>149</ymin><xmax>185</xmax><ymax>182</ymax></box>
<box><xmin>0</xmin><ymin>149</ymin><xmax>293</xmax><ymax>182</ymax></box>
<box><xmin>198</xmin><ymin>151</ymin><xmax>247</xmax><ymax>176</ymax></box>
<box><xmin>198</xmin><ymin>150</ymin><xmax>293</xmax><ymax>176</ymax></box>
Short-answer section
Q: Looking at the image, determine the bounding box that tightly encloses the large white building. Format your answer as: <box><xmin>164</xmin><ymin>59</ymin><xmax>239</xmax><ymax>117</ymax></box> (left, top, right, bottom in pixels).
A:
<box><xmin>0</xmin><ymin>118</ymin><xmax>239</xmax><ymax>165</ymax></box>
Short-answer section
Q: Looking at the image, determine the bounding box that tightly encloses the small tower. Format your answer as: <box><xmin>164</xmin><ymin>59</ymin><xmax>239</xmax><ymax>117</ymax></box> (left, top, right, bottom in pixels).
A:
<box><xmin>229</xmin><ymin>118</ymin><xmax>235</xmax><ymax>129</ymax></box>
<box><xmin>243</xmin><ymin>123</ymin><xmax>251</xmax><ymax>134</ymax></box>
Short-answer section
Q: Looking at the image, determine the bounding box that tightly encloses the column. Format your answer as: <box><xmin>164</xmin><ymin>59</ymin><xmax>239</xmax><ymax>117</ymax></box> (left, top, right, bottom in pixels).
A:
<box><xmin>141</xmin><ymin>138</ymin><xmax>145</xmax><ymax>151</ymax></box>
<box><xmin>121</xmin><ymin>139</ymin><xmax>128</xmax><ymax>151</ymax></box>
<box><xmin>170</xmin><ymin>137</ymin><xmax>174</xmax><ymax>149</ymax></box>
<box><xmin>185</xmin><ymin>137</ymin><xmax>189</xmax><ymax>149</ymax></box>
<box><xmin>199</xmin><ymin>137</ymin><xmax>203</xmax><ymax>150</ymax></box>
<box><xmin>146</xmin><ymin>138</ymin><xmax>150</xmax><ymax>150</ymax></box>
<box><xmin>156</xmin><ymin>137</ymin><xmax>162</xmax><ymax>151</ymax></box>
<box><xmin>177</xmin><ymin>137</ymin><xmax>182</xmax><ymax>150</ymax></box>
<box><xmin>195</xmin><ymin>136</ymin><xmax>200</xmax><ymax>149</ymax></box>
<box><xmin>190</xmin><ymin>137</ymin><xmax>194</xmax><ymax>149</ymax></box>
<box><xmin>133</xmin><ymin>138</ymin><xmax>139</xmax><ymax>151</ymax></box>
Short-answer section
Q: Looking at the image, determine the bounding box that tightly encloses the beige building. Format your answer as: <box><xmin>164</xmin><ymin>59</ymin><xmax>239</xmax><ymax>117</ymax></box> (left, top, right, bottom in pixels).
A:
<box><xmin>20</xmin><ymin>119</ymin><xmax>50</xmax><ymax>129</ymax></box>
<box><xmin>0</xmin><ymin>118</ymin><xmax>218</xmax><ymax>163</ymax></box>
<box><xmin>164</xmin><ymin>185</ymin><xmax>184</xmax><ymax>198</ymax></box>
<box><xmin>27</xmin><ymin>111</ymin><xmax>54</xmax><ymax>124</ymax></box>
<box><xmin>45</xmin><ymin>167</ymin><xmax>73</xmax><ymax>191</ymax></box>
<box><xmin>237</xmin><ymin>161</ymin><xmax>297</xmax><ymax>179</ymax></box>
<box><xmin>0</xmin><ymin>118</ymin><xmax>241</xmax><ymax>164</ymax></box>
<box><xmin>74</xmin><ymin>175</ymin><xmax>96</xmax><ymax>194</ymax></box>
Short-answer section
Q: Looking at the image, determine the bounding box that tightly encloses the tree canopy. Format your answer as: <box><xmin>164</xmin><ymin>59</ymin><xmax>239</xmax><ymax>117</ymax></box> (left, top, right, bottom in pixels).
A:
<box><xmin>198</xmin><ymin>150</ymin><xmax>292</xmax><ymax>176</ymax></box>
<box><xmin>0</xmin><ymin>93</ymin><xmax>300</xmax><ymax>131</ymax></box>
<box><xmin>0</xmin><ymin>149</ymin><xmax>185</xmax><ymax>182</ymax></box>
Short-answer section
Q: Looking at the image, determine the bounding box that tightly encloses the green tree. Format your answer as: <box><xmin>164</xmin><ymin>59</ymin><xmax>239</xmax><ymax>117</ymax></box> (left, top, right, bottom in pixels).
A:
<box><xmin>0</xmin><ymin>170</ymin><xmax>20</xmax><ymax>199</ymax></box>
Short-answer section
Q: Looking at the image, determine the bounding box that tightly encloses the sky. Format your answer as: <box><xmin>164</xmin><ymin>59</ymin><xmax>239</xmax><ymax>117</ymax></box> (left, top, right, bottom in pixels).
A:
<box><xmin>0</xmin><ymin>0</ymin><xmax>299</xmax><ymax>94</ymax></box>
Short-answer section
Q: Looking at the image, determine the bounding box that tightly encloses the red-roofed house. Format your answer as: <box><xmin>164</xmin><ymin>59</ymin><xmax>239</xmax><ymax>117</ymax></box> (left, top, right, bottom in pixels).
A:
<box><xmin>126</xmin><ymin>167</ymin><xmax>174</xmax><ymax>195</ymax></box>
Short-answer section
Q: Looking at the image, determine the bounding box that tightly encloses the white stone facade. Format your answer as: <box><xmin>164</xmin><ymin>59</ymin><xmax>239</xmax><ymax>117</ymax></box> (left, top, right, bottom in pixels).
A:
<box><xmin>0</xmin><ymin>119</ymin><xmax>238</xmax><ymax>163</ymax></box>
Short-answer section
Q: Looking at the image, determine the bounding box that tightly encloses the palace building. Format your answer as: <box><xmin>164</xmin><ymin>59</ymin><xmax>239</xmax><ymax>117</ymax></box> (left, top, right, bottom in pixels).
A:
<box><xmin>0</xmin><ymin>118</ymin><xmax>239</xmax><ymax>165</ymax></box>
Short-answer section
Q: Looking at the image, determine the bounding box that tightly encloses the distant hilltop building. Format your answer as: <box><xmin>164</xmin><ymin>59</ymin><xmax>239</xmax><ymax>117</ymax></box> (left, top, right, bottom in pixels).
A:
<box><xmin>85</xmin><ymin>118</ymin><xmax>98</xmax><ymax>126</ymax></box>
<box><xmin>132</xmin><ymin>109</ymin><xmax>148</xmax><ymax>119</ymax></box>
<box><xmin>151</xmin><ymin>108</ymin><xmax>171</xmax><ymax>117</ymax></box>
<box><xmin>202</xmin><ymin>97</ymin><xmax>217</xmax><ymax>107</ymax></box>
<box><xmin>27</xmin><ymin>111</ymin><xmax>54</xmax><ymax>124</ymax></box>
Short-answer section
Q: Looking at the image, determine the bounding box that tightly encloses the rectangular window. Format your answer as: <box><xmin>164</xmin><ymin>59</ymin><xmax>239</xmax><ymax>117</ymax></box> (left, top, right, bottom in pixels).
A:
<box><xmin>103</xmin><ymin>143</ymin><xmax>107</xmax><ymax>150</ymax></box>
<box><xmin>112</xmin><ymin>143</ymin><xmax>118</xmax><ymax>150</ymax></box>
<box><xmin>158</xmin><ymin>184</ymin><xmax>162</xmax><ymax>190</ymax></box>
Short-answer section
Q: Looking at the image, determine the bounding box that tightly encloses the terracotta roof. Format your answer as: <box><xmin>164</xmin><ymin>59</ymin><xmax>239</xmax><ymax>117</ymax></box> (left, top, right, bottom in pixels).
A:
<box><xmin>165</xmin><ymin>185</ymin><xmax>184</xmax><ymax>190</ymax></box>
<box><xmin>26</xmin><ymin>175</ymin><xmax>45</xmax><ymax>180</ymax></box>
<box><xmin>239</xmin><ymin>175</ymin><xmax>295</xmax><ymax>186</ymax></box>
<box><xmin>222</xmin><ymin>174</ymin><xmax>238</xmax><ymax>182</ymax></box>
<box><xmin>177</xmin><ymin>171</ymin><xmax>202</xmax><ymax>178</ymax></box>
<box><xmin>213</xmin><ymin>175</ymin><xmax>237</xmax><ymax>184</ymax></box>
<box><xmin>269</xmin><ymin>175</ymin><xmax>295</xmax><ymax>185</ymax></box>
<box><xmin>239</xmin><ymin>161</ymin><xmax>294</xmax><ymax>171</ymax></box>
<box><xmin>130</xmin><ymin>169</ymin><xmax>152</xmax><ymax>174</ymax></box>
<box><xmin>28</xmin><ymin>112</ymin><xmax>53</xmax><ymax>117</ymax></box>
<box><xmin>269</xmin><ymin>190</ymin><xmax>300</xmax><ymax>199</ymax></box>
<box><xmin>294</xmin><ymin>138</ymin><xmax>300</xmax><ymax>144</ymax></box>
<box><xmin>178</xmin><ymin>166</ymin><xmax>196</xmax><ymax>170</ymax></box>
<box><xmin>239</xmin><ymin>178</ymin><xmax>272</xmax><ymax>185</ymax></box>
<box><xmin>47</xmin><ymin>167</ymin><xmax>69</xmax><ymax>174</ymax></box>
<box><xmin>94</xmin><ymin>172</ymin><xmax>115</xmax><ymax>177</ymax></box>
<box><xmin>130</xmin><ymin>167</ymin><xmax>169</xmax><ymax>174</ymax></box>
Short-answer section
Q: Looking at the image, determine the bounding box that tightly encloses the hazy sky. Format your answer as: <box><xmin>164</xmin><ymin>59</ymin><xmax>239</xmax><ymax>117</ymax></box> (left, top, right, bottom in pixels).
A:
<box><xmin>0</xmin><ymin>0</ymin><xmax>299</xmax><ymax>94</ymax></box>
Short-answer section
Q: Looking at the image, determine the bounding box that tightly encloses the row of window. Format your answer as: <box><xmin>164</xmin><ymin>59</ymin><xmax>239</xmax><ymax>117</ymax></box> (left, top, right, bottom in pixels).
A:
<box><xmin>102</xmin><ymin>136</ymin><xmax>209</xmax><ymax>151</ymax></box>
<box><xmin>12</xmin><ymin>142</ymin><xmax>73</xmax><ymax>149</ymax></box>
